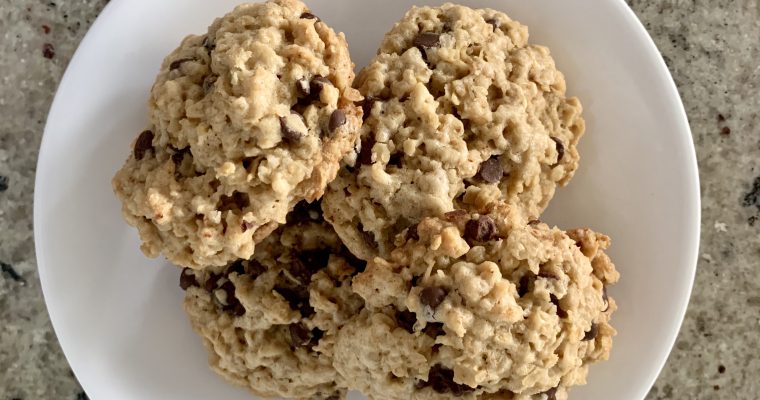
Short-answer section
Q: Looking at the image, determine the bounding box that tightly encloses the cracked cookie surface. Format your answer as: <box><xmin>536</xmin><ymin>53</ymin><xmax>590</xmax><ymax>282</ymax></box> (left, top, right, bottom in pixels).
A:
<box><xmin>323</xmin><ymin>3</ymin><xmax>584</xmax><ymax>261</ymax></box>
<box><xmin>113</xmin><ymin>0</ymin><xmax>362</xmax><ymax>269</ymax></box>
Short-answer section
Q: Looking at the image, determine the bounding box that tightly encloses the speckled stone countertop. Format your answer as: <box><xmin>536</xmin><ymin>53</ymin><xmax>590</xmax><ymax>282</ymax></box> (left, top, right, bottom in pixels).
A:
<box><xmin>0</xmin><ymin>1</ymin><xmax>758</xmax><ymax>399</ymax></box>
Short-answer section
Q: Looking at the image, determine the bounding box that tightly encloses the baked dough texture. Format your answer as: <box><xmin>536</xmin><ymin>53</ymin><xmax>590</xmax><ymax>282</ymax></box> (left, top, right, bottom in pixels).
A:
<box><xmin>323</xmin><ymin>3</ymin><xmax>584</xmax><ymax>261</ymax></box>
<box><xmin>183</xmin><ymin>201</ymin><xmax>365</xmax><ymax>400</ymax></box>
<box><xmin>113</xmin><ymin>0</ymin><xmax>362</xmax><ymax>269</ymax></box>
<box><xmin>334</xmin><ymin>205</ymin><xmax>618</xmax><ymax>400</ymax></box>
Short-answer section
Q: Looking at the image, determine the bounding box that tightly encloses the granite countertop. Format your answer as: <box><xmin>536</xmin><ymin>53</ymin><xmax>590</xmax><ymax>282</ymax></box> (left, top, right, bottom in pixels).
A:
<box><xmin>1</xmin><ymin>1</ymin><xmax>758</xmax><ymax>399</ymax></box>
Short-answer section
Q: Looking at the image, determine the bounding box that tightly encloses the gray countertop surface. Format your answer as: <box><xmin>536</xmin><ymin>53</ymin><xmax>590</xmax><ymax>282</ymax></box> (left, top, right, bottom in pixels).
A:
<box><xmin>1</xmin><ymin>1</ymin><xmax>758</xmax><ymax>399</ymax></box>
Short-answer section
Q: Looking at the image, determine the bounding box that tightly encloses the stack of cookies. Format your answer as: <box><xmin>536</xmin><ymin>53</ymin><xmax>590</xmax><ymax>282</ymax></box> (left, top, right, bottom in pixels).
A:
<box><xmin>112</xmin><ymin>1</ymin><xmax>620</xmax><ymax>399</ymax></box>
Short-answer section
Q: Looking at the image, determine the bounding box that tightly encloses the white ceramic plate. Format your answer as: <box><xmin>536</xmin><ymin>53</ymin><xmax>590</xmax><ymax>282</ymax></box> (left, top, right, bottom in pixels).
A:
<box><xmin>34</xmin><ymin>0</ymin><xmax>699</xmax><ymax>399</ymax></box>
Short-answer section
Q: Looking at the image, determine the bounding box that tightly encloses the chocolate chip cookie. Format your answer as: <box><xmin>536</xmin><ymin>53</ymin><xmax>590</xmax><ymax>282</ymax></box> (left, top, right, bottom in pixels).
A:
<box><xmin>333</xmin><ymin>205</ymin><xmax>618</xmax><ymax>400</ymax></box>
<box><xmin>322</xmin><ymin>3</ymin><xmax>584</xmax><ymax>261</ymax></box>
<box><xmin>182</xmin><ymin>201</ymin><xmax>365</xmax><ymax>400</ymax></box>
<box><xmin>113</xmin><ymin>0</ymin><xmax>362</xmax><ymax>269</ymax></box>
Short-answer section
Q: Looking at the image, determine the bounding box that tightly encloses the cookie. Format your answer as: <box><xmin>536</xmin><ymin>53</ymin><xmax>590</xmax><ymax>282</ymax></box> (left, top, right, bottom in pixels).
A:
<box><xmin>333</xmin><ymin>206</ymin><xmax>618</xmax><ymax>400</ymax></box>
<box><xmin>182</xmin><ymin>201</ymin><xmax>365</xmax><ymax>400</ymax></box>
<box><xmin>322</xmin><ymin>3</ymin><xmax>584</xmax><ymax>260</ymax></box>
<box><xmin>113</xmin><ymin>0</ymin><xmax>362</xmax><ymax>269</ymax></box>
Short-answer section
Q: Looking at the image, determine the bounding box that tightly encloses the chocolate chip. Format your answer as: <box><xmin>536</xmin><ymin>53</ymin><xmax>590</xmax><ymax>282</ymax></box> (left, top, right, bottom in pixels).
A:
<box><xmin>289</xmin><ymin>323</ymin><xmax>312</xmax><ymax>347</ymax></box>
<box><xmin>310</xmin><ymin>76</ymin><xmax>332</xmax><ymax>96</ymax></box>
<box><xmin>479</xmin><ymin>157</ymin><xmax>503</xmax><ymax>183</ymax></box>
<box><xmin>420</xmin><ymin>286</ymin><xmax>447</xmax><ymax>309</ymax></box>
<box><xmin>329</xmin><ymin>109</ymin><xmax>346</xmax><ymax>134</ymax></box>
<box><xmin>300</xmin><ymin>12</ymin><xmax>319</xmax><ymax>20</ymax></box>
<box><xmin>551</xmin><ymin>137</ymin><xmax>565</xmax><ymax>167</ymax></box>
<box><xmin>485</xmin><ymin>17</ymin><xmax>501</xmax><ymax>31</ymax></box>
<box><xmin>203</xmin><ymin>74</ymin><xmax>218</xmax><ymax>93</ymax></box>
<box><xmin>0</xmin><ymin>176</ymin><xmax>8</xmax><ymax>192</ymax></box>
<box><xmin>583</xmin><ymin>323</ymin><xmax>598</xmax><ymax>341</ymax></box>
<box><xmin>280</xmin><ymin>112</ymin><xmax>306</xmax><ymax>142</ymax></box>
<box><xmin>406</xmin><ymin>224</ymin><xmax>420</xmax><ymax>241</ymax></box>
<box><xmin>228</xmin><ymin>260</ymin><xmax>246</xmax><ymax>275</ymax></box>
<box><xmin>423</xmin><ymin>322</ymin><xmax>444</xmax><ymax>338</ymax></box>
<box><xmin>464</xmin><ymin>216</ymin><xmax>497</xmax><ymax>242</ymax></box>
<box><xmin>444</xmin><ymin>210</ymin><xmax>468</xmax><ymax>221</ymax></box>
<box><xmin>543</xmin><ymin>387</ymin><xmax>558</xmax><ymax>400</ymax></box>
<box><xmin>77</xmin><ymin>391</ymin><xmax>89</xmax><ymax>400</ymax></box>
<box><xmin>361</xmin><ymin>96</ymin><xmax>376</xmax><ymax>121</ymax></box>
<box><xmin>42</xmin><ymin>43</ymin><xmax>55</xmax><ymax>59</ymax></box>
<box><xmin>133</xmin><ymin>130</ymin><xmax>154</xmax><ymax>160</ymax></box>
<box><xmin>388</xmin><ymin>152</ymin><xmax>403</xmax><ymax>167</ymax></box>
<box><xmin>550</xmin><ymin>294</ymin><xmax>568</xmax><ymax>318</ymax></box>
<box><xmin>179</xmin><ymin>268</ymin><xmax>198</xmax><ymax>290</ymax></box>
<box><xmin>171</xmin><ymin>147</ymin><xmax>190</xmax><ymax>166</ymax></box>
<box><xmin>296</xmin><ymin>78</ymin><xmax>311</xmax><ymax>97</ymax></box>
<box><xmin>358</xmin><ymin>137</ymin><xmax>376</xmax><ymax>165</ymax></box>
<box><xmin>230</xmin><ymin>302</ymin><xmax>246</xmax><ymax>317</ymax></box>
<box><xmin>425</xmin><ymin>365</ymin><xmax>475</xmax><ymax>395</ymax></box>
<box><xmin>204</xmin><ymin>273</ymin><xmax>221</xmax><ymax>292</ymax></box>
<box><xmin>721</xmin><ymin>126</ymin><xmax>731</xmax><ymax>136</ymax></box>
<box><xmin>217</xmin><ymin>280</ymin><xmax>236</xmax><ymax>305</ymax></box>
<box><xmin>718</xmin><ymin>364</ymin><xmax>726</xmax><ymax>374</ymax></box>
<box><xmin>169</xmin><ymin>57</ymin><xmax>195</xmax><ymax>71</ymax></box>
<box><xmin>602</xmin><ymin>286</ymin><xmax>609</xmax><ymax>312</ymax></box>
<box><xmin>396</xmin><ymin>310</ymin><xmax>417</xmax><ymax>333</ymax></box>
<box><xmin>413</xmin><ymin>32</ymin><xmax>441</xmax><ymax>48</ymax></box>
<box><xmin>518</xmin><ymin>275</ymin><xmax>531</xmax><ymax>297</ymax></box>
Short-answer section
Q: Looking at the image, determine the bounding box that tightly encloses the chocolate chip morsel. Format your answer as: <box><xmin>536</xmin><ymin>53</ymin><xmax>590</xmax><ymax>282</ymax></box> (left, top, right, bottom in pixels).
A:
<box><xmin>357</xmin><ymin>137</ymin><xmax>376</xmax><ymax>166</ymax></box>
<box><xmin>485</xmin><ymin>17</ymin><xmax>500</xmax><ymax>31</ymax></box>
<box><xmin>328</xmin><ymin>109</ymin><xmax>347</xmax><ymax>134</ymax></box>
<box><xmin>169</xmin><ymin>57</ymin><xmax>196</xmax><ymax>71</ymax></box>
<box><xmin>543</xmin><ymin>387</ymin><xmax>558</xmax><ymax>400</ymax></box>
<box><xmin>290</xmin><ymin>322</ymin><xmax>313</xmax><ymax>347</ymax></box>
<box><xmin>133</xmin><ymin>130</ymin><xmax>154</xmax><ymax>160</ymax></box>
<box><xmin>583</xmin><ymin>323</ymin><xmax>599</xmax><ymax>341</ymax></box>
<box><xmin>300</xmin><ymin>12</ymin><xmax>319</xmax><ymax>20</ymax></box>
<box><xmin>413</xmin><ymin>32</ymin><xmax>441</xmax><ymax>48</ymax></box>
<box><xmin>478</xmin><ymin>157</ymin><xmax>504</xmax><ymax>183</ymax></box>
<box><xmin>361</xmin><ymin>96</ymin><xmax>376</xmax><ymax>121</ymax></box>
<box><xmin>550</xmin><ymin>137</ymin><xmax>565</xmax><ymax>167</ymax></box>
<box><xmin>424</xmin><ymin>364</ymin><xmax>475</xmax><ymax>395</ymax></box>
<box><xmin>396</xmin><ymin>310</ymin><xmax>417</xmax><ymax>334</ymax></box>
<box><xmin>280</xmin><ymin>111</ymin><xmax>307</xmax><ymax>142</ymax></box>
<box><xmin>464</xmin><ymin>215</ymin><xmax>498</xmax><ymax>242</ymax></box>
<box><xmin>550</xmin><ymin>294</ymin><xmax>568</xmax><ymax>318</ymax></box>
<box><xmin>180</xmin><ymin>268</ymin><xmax>198</xmax><ymax>290</ymax></box>
<box><xmin>420</xmin><ymin>286</ymin><xmax>447</xmax><ymax>309</ymax></box>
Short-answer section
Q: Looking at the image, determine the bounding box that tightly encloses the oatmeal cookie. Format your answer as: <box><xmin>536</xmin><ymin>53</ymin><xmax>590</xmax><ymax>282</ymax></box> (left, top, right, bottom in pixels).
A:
<box><xmin>323</xmin><ymin>3</ymin><xmax>583</xmax><ymax>260</ymax></box>
<box><xmin>334</xmin><ymin>206</ymin><xmax>618</xmax><ymax>400</ymax></box>
<box><xmin>183</xmin><ymin>201</ymin><xmax>365</xmax><ymax>400</ymax></box>
<box><xmin>113</xmin><ymin>0</ymin><xmax>362</xmax><ymax>269</ymax></box>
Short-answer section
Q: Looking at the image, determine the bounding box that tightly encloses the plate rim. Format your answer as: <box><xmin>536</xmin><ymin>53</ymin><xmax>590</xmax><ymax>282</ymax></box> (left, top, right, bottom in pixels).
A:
<box><xmin>32</xmin><ymin>0</ymin><xmax>700</xmax><ymax>399</ymax></box>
